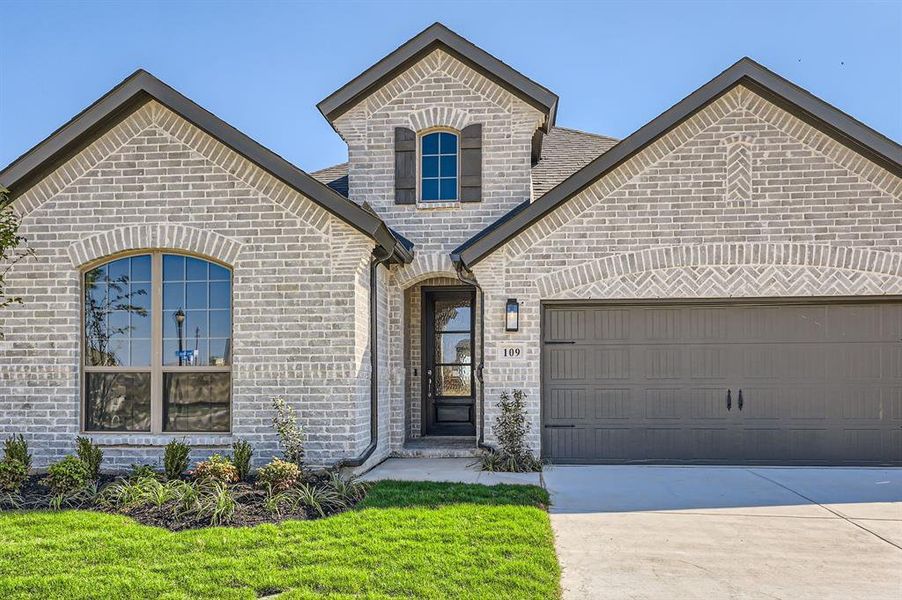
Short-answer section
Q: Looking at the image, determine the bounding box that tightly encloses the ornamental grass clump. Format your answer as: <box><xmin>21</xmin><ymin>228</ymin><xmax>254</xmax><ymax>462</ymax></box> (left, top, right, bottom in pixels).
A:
<box><xmin>479</xmin><ymin>389</ymin><xmax>543</xmax><ymax>473</ymax></box>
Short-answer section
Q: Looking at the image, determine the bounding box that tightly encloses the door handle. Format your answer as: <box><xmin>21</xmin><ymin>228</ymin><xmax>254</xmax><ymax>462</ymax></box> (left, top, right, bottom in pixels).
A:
<box><xmin>426</xmin><ymin>369</ymin><xmax>433</xmax><ymax>399</ymax></box>
<box><xmin>726</xmin><ymin>389</ymin><xmax>732</xmax><ymax>411</ymax></box>
<box><xmin>738</xmin><ymin>389</ymin><xmax>743</xmax><ymax>411</ymax></box>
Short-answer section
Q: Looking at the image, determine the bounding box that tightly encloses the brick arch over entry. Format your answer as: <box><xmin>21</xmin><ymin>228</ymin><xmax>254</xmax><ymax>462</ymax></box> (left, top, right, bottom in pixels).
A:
<box><xmin>393</xmin><ymin>253</ymin><xmax>460</xmax><ymax>289</ymax></box>
<box><xmin>536</xmin><ymin>243</ymin><xmax>902</xmax><ymax>299</ymax></box>
<box><xmin>67</xmin><ymin>224</ymin><xmax>243</xmax><ymax>268</ymax></box>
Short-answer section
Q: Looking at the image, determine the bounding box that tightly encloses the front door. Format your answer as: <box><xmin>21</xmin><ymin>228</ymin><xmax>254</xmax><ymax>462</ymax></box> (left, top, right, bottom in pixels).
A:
<box><xmin>422</xmin><ymin>288</ymin><xmax>476</xmax><ymax>436</ymax></box>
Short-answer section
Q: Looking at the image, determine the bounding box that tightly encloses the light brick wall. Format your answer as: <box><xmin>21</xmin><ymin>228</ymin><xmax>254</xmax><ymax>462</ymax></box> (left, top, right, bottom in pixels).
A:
<box><xmin>331</xmin><ymin>48</ymin><xmax>541</xmax><ymax>447</ymax></box>
<box><xmin>0</xmin><ymin>101</ymin><xmax>378</xmax><ymax>469</ymax></box>
<box><xmin>473</xmin><ymin>86</ymin><xmax>902</xmax><ymax>454</ymax></box>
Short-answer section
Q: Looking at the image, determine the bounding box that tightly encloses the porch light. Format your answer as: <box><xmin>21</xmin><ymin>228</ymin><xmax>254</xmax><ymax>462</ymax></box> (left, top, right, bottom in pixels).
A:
<box><xmin>505</xmin><ymin>298</ymin><xmax>519</xmax><ymax>332</ymax></box>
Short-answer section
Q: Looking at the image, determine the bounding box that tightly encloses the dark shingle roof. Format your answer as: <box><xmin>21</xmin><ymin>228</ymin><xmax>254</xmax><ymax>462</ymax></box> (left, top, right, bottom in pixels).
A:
<box><xmin>310</xmin><ymin>126</ymin><xmax>617</xmax><ymax>201</ymax></box>
<box><xmin>531</xmin><ymin>127</ymin><xmax>618</xmax><ymax>198</ymax></box>
<box><xmin>310</xmin><ymin>162</ymin><xmax>349</xmax><ymax>197</ymax></box>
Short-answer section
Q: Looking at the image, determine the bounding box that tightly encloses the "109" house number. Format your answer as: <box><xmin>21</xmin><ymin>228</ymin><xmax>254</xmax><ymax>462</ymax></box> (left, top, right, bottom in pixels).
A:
<box><xmin>502</xmin><ymin>346</ymin><xmax>523</xmax><ymax>358</ymax></box>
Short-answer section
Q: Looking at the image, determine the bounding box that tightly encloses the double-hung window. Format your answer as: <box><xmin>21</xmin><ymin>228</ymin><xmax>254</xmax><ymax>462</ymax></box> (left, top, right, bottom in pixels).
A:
<box><xmin>83</xmin><ymin>253</ymin><xmax>232</xmax><ymax>433</ymax></box>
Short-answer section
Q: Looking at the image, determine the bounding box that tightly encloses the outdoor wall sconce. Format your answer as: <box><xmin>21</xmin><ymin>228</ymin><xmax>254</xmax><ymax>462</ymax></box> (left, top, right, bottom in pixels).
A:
<box><xmin>505</xmin><ymin>298</ymin><xmax>519</xmax><ymax>332</ymax></box>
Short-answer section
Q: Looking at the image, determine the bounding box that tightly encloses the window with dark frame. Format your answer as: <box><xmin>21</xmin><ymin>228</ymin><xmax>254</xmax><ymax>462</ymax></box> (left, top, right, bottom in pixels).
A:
<box><xmin>420</xmin><ymin>130</ymin><xmax>458</xmax><ymax>202</ymax></box>
<box><xmin>83</xmin><ymin>253</ymin><xmax>232</xmax><ymax>433</ymax></box>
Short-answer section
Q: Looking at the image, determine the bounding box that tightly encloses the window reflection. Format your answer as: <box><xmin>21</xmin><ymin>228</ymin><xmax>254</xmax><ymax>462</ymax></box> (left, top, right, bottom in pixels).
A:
<box><xmin>163</xmin><ymin>372</ymin><xmax>230</xmax><ymax>432</ymax></box>
<box><xmin>85</xmin><ymin>372</ymin><xmax>151</xmax><ymax>431</ymax></box>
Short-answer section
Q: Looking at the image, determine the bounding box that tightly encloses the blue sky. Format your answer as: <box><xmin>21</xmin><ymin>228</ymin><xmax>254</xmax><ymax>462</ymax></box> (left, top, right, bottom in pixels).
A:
<box><xmin>1</xmin><ymin>1</ymin><xmax>899</xmax><ymax>173</ymax></box>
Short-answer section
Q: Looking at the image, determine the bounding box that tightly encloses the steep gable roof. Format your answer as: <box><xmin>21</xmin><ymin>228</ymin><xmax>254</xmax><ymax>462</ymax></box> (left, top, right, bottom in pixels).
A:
<box><xmin>0</xmin><ymin>70</ymin><xmax>412</xmax><ymax>263</ymax></box>
<box><xmin>453</xmin><ymin>57</ymin><xmax>902</xmax><ymax>268</ymax></box>
<box><xmin>317</xmin><ymin>22</ymin><xmax>558</xmax><ymax>132</ymax></box>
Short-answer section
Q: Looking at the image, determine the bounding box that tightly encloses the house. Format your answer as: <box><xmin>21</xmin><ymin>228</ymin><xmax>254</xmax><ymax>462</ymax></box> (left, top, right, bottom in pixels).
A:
<box><xmin>1</xmin><ymin>23</ymin><xmax>900</xmax><ymax>469</ymax></box>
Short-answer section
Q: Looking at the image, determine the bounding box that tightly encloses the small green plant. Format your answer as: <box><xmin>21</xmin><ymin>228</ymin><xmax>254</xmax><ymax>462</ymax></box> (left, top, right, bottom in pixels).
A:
<box><xmin>45</xmin><ymin>456</ymin><xmax>90</xmax><ymax>496</ymax></box>
<box><xmin>327</xmin><ymin>472</ymin><xmax>367</xmax><ymax>505</ymax></box>
<box><xmin>163</xmin><ymin>439</ymin><xmax>191</xmax><ymax>480</ymax></box>
<box><xmin>256</xmin><ymin>459</ymin><xmax>300</xmax><ymax>492</ymax></box>
<box><xmin>288</xmin><ymin>482</ymin><xmax>342</xmax><ymax>517</ymax></box>
<box><xmin>193</xmin><ymin>454</ymin><xmax>238</xmax><ymax>484</ymax></box>
<box><xmin>261</xmin><ymin>484</ymin><xmax>293</xmax><ymax>518</ymax></box>
<box><xmin>0</xmin><ymin>458</ymin><xmax>28</xmax><ymax>493</ymax></box>
<box><xmin>75</xmin><ymin>437</ymin><xmax>103</xmax><ymax>480</ymax></box>
<box><xmin>3</xmin><ymin>434</ymin><xmax>31</xmax><ymax>472</ymax></box>
<box><xmin>230</xmin><ymin>440</ymin><xmax>253</xmax><ymax>481</ymax></box>
<box><xmin>479</xmin><ymin>389</ymin><xmax>543</xmax><ymax>473</ymax></box>
<box><xmin>129</xmin><ymin>464</ymin><xmax>160</xmax><ymax>480</ymax></box>
<box><xmin>271</xmin><ymin>397</ymin><xmax>305</xmax><ymax>466</ymax></box>
<box><xmin>194</xmin><ymin>481</ymin><xmax>238</xmax><ymax>526</ymax></box>
<box><xmin>0</xmin><ymin>490</ymin><xmax>23</xmax><ymax>509</ymax></box>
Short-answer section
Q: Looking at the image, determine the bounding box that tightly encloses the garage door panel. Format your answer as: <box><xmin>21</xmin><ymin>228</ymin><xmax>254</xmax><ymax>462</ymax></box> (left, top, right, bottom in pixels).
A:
<box><xmin>543</xmin><ymin>300</ymin><xmax>902</xmax><ymax>465</ymax></box>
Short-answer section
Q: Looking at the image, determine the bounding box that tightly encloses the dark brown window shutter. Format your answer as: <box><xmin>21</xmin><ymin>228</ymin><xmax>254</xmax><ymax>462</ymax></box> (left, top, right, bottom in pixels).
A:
<box><xmin>459</xmin><ymin>124</ymin><xmax>482</xmax><ymax>203</ymax></box>
<box><xmin>394</xmin><ymin>127</ymin><xmax>416</xmax><ymax>204</ymax></box>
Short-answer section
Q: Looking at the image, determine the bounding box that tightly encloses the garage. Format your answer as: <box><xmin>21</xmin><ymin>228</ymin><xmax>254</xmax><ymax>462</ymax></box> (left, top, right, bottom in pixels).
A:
<box><xmin>541</xmin><ymin>300</ymin><xmax>902</xmax><ymax>465</ymax></box>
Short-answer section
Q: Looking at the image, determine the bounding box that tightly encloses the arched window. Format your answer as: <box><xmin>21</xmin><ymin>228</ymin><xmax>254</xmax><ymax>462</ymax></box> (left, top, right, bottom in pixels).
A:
<box><xmin>420</xmin><ymin>130</ymin><xmax>458</xmax><ymax>202</ymax></box>
<box><xmin>83</xmin><ymin>253</ymin><xmax>231</xmax><ymax>433</ymax></box>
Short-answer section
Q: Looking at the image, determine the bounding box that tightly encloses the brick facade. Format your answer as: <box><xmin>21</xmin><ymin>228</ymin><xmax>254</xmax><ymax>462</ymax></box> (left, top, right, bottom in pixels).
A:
<box><xmin>0</xmin><ymin>101</ymin><xmax>382</xmax><ymax>469</ymax></box>
<box><xmin>472</xmin><ymin>86</ymin><xmax>902</xmax><ymax>452</ymax></box>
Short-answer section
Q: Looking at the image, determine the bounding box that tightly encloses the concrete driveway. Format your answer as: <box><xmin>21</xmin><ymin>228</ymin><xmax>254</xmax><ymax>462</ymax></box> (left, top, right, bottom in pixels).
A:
<box><xmin>544</xmin><ymin>466</ymin><xmax>902</xmax><ymax>600</ymax></box>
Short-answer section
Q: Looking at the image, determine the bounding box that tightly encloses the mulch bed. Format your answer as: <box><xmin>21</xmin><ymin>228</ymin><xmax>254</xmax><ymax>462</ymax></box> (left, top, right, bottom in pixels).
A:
<box><xmin>5</xmin><ymin>472</ymin><xmax>360</xmax><ymax>531</ymax></box>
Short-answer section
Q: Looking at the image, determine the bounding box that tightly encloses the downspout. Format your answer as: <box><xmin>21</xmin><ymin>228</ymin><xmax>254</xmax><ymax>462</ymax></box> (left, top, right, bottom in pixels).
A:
<box><xmin>338</xmin><ymin>244</ymin><xmax>394</xmax><ymax>468</ymax></box>
<box><xmin>453</xmin><ymin>261</ymin><xmax>493</xmax><ymax>451</ymax></box>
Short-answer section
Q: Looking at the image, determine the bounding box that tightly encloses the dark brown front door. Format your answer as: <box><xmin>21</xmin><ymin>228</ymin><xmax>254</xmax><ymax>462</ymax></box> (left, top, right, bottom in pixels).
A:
<box><xmin>422</xmin><ymin>288</ymin><xmax>476</xmax><ymax>436</ymax></box>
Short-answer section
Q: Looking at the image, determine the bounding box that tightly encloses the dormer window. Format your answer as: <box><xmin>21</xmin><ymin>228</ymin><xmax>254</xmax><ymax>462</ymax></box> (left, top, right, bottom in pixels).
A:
<box><xmin>420</xmin><ymin>131</ymin><xmax>458</xmax><ymax>202</ymax></box>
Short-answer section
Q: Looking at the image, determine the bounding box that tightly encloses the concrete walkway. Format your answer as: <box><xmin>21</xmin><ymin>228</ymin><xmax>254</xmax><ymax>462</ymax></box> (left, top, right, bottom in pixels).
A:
<box><xmin>544</xmin><ymin>465</ymin><xmax>902</xmax><ymax>600</ymax></box>
<box><xmin>360</xmin><ymin>457</ymin><xmax>541</xmax><ymax>486</ymax></box>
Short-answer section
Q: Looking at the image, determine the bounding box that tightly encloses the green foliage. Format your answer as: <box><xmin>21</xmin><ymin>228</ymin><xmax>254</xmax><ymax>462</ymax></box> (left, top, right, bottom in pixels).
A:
<box><xmin>193</xmin><ymin>481</ymin><xmax>238</xmax><ymax>526</ymax></box>
<box><xmin>129</xmin><ymin>464</ymin><xmax>160</xmax><ymax>480</ymax></box>
<box><xmin>327</xmin><ymin>472</ymin><xmax>368</xmax><ymax>505</ymax></box>
<box><xmin>256</xmin><ymin>459</ymin><xmax>300</xmax><ymax>492</ymax></box>
<box><xmin>193</xmin><ymin>454</ymin><xmax>238</xmax><ymax>484</ymax></box>
<box><xmin>480</xmin><ymin>389</ymin><xmax>543</xmax><ymax>473</ymax></box>
<box><xmin>0</xmin><ymin>459</ymin><xmax>28</xmax><ymax>493</ymax></box>
<box><xmin>74</xmin><ymin>437</ymin><xmax>103</xmax><ymax>480</ymax></box>
<box><xmin>271</xmin><ymin>396</ymin><xmax>305</xmax><ymax>466</ymax></box>
<box><xmin>3</xmin><ymin>434</ymin><xmax>31</xmax><ymax>472</ymax></box>
<box><xmin>162</xmin><ymin>440</ymin><xmax>191</xmax><ymax>481</ymax></box>
<box><xmin>0</xmin><ymin>187</ymin><xmax>35</xmax><ymax>326</ymax></box>
<box><xmin>0</xmin><ymin>481</ymin><xmax>559</xmax><ymax>599</ymax></box>
<box><xmin>45</xmin><ymin>456</ymin><xmax>90</xmax><ymax>497</ymax></box>
<box><xmin>230</xmin><ymin>439</ymin><xmax>253</xmax><ymax>481</ymax></box>
<box><xmin>0</xmin><ymin>490</ymin><xmax>23</xmax><ymax>509</ymax></box>
<box><xmin>287</xmin><ymin>482</ymin><xmax>343</xmax><ymax>517</ymax></box>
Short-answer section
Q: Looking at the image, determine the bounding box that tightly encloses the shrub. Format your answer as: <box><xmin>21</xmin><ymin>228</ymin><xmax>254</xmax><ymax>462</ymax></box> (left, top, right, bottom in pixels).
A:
<box><xmin>271</xmin><ymin>397</ymin><xmax>305</xmax><ymax>466</ymax></box>
<box><xmin>3</xmin><ymin>434</ymin><xmax>31</xmax><ymax>472</ymax></box>
<box><xmin>193</xmin><ymin>454</ymin><xmax>238</xmax><ymax>484</ymax></box>
<box><xmin>129</xmin><ymin>464</ymin><xmax>160</xmax><ymax>480</ymax></box>
<box><xmin>0</xmin><ymin>458</ymin><xmax>28</xmax><ymax>493</ymax></box>
<box><xmin>163</xmin><ymin>439</ymin><xmax>191</xmax><ymax>480</ymax></box>
<box><xmin>256</xmin><ymin>459</ymin><xmax>300</xmax><ymax>492</ymax></box>
<box><xmin>230</xmin><ymin>439</ymin><xmax>253</xmax><ymax>481</ymax></box>
<box><xmin>479</xmin><ymin>389</ymin><xmax>543</xmax><ymax>473</ymax></box>
<box><xmin>45</xmin><ymin>456</ymin><xmax>90</xmax><ymax>496</ymax></box>
<box><xmin>326</xmin><ymin>471</ymin><xmax>367</xmax><ymax>505</ymax></box>
<box><xmin>75</xmin><ymin>437</ymin><xmax>103</xmax><ymax>480</ymax></box>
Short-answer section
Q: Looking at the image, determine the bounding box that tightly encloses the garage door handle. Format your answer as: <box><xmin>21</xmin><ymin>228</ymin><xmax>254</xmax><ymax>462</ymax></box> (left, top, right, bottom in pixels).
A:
<box><xmin>544</xmin><ymin>340</ymin><xmax>576</xmax><ymax>345</ymax></box>
<box><xmin>738</xmin><ymin>389</ymin><xmax>743</xmax><ymax>411</ymax></box>
<box><xmin>544</xmin><ymin>424</ymin><xmax>576</xmax><ymax>428</ymax></box>
<box><xmin>726</xmin><ymin>389</ymin><xmax>732</xmax><ymax>411</ymax></box>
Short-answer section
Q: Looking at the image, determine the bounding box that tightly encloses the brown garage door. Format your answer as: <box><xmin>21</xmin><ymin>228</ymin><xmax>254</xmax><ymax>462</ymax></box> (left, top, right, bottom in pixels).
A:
<box><xmin>541</xmin><ymin>300</ymin><xmax>902</xmax><ymax>465</ymax></box>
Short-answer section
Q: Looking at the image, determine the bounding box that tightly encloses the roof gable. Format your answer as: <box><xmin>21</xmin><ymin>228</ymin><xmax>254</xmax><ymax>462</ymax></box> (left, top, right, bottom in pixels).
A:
<box><xmin>317</xmin><ymin>23</ymin><xmax>558</xmax><ymax>132</ymax></box>
<box><xmin>453</xmin><ymin>57</ymin><xmax>902</xmax><ymax>268</ymax></box>
<box><xmin>0</xmin><ymin>70</ymin><xmax>411</xmax><ymax>263</ymax></box>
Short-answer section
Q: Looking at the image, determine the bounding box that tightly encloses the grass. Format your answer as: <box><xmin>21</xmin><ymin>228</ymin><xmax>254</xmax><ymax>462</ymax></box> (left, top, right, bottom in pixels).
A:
<box><xmin>0</xmin><ymin>481</ymin><xmax>559</xmax><ymax>600</ymax></box>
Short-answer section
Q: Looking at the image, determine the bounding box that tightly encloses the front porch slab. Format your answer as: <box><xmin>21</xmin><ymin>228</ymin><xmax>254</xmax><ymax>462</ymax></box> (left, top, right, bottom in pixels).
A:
<box><xmin>360</xmin><ymin>458</ymin><xmax>542</xmax><ymax>486</ymax></box>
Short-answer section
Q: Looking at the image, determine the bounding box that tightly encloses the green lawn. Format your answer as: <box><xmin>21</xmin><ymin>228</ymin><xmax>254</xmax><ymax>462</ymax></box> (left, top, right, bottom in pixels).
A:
<box><xmin>0</xmin><ymin>481</ymin><xmax>559</xmax><ymax>599</ymax></box>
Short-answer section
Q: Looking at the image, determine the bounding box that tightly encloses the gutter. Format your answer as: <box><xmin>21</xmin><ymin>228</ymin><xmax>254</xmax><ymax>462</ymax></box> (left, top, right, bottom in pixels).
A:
<box><xmin>337</xmin><ymin>243</ymin><xmax>395</xmax><ymax>469</ymax></box>
<box><xmin>453</xmin><ymin>258</ymin><xmax>493</xmax><ymax>452</ymax></box>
